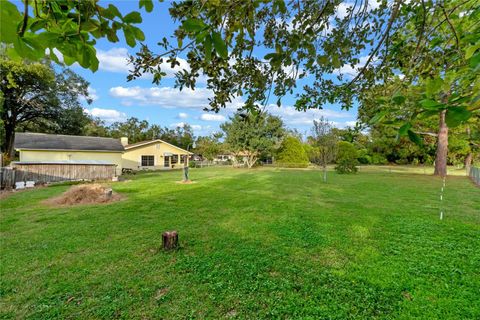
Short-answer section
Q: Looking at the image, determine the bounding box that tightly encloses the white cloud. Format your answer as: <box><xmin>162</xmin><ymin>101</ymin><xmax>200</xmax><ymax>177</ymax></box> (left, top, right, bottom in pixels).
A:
<box><xmin>177</xmin><ymin>112</ymin><xmax>188</xmax><ymax>119</ymax></box>
<box><xmin>87</xmin><ymin>86</ymin><xmax>99</xmax><ymax>101</ymax></box>
<box><xmin>267</xmin><ymin>104</ymin><xmax>354</xmax><ymax>126</ymax></box>
<box><xmin>344</xmin><ymin>120</ymin><xmax>358</xmax><ymax>127</ymax></box>
<box><xmin>200</xmin><ymin>113</ymin><xmax>226</xmax><ymax>121</ymax></box>
<box><xmin>191</xmin><ymin>124</ymin><xmax>202</xmax><ymax>130</ymax></box>
<box><xmin>336</xmin><ymin>2</ymin><xmax>353</xmax><ymax>19</ymax></box>
<box><xmin>332</xmin><ymin>55</ymin><xmax>377</xmax><ymax>79</ymax></box>
<box><xmin>109</xmin><ymin>86</ymin><xmax>244</xmax><ymax>110</ymax></box>
<box><xmin>84</xmin><ymin>108</ymin><xmax>127</xmax><ymax>123</ymax></box>
<box><xmin>335</xmin><ymin>1</ymin><xmax>380</xmax><ymax>19</ymax></box>
<box><xmin>97</xmin><ymin>47</ymin><xmax>190</xmax><ymax>78</ymax></box>
<box><xmin>171</xmin><ymin>122</ymin><xmax>202</xmax><ymax>131</ymax></box>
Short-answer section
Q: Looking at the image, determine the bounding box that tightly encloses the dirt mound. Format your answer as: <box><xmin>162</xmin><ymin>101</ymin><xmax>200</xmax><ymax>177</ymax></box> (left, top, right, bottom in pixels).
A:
<box><xmin>45</xmin><ymin>184</ymin><xmax>121</xmax><ymax>206</ymax></box>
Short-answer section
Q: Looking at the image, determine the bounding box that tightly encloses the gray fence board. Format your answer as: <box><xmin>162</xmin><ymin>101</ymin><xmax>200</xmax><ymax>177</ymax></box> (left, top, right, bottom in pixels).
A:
<box><xmin>1</xmin><ymin>163</ymin><xmax>116</xmax><ymax>189</ymax></box>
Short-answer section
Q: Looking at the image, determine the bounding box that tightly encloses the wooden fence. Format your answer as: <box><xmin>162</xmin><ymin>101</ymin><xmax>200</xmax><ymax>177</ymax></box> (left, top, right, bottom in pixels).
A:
<box><xmin>1</xmin><ymin>163</ymin><xmax>116</xmax><ymax>189</ymax></box>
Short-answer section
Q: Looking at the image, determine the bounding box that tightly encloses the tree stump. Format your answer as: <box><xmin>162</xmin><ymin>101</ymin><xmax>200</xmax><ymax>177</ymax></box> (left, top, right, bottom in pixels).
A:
<box><xmin>162</xmin><ymin>231</ymin><xmax>178</xmax><ymax>250</ymax></box>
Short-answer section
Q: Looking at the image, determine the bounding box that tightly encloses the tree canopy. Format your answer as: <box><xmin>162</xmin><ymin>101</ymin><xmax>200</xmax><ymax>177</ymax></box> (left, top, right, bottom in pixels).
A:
<box><xmin>276</xmin><ymin>136</ymin><xmax>309</xmax><ymax>168</ymax></box>
<box><xmin>221</xmin><ymin>113</ymin><xmax>285</xmax><ymax>168</ymax></box>
<box><xmin>0</xmin><ymin>58</ymin><xmax>91</xmax><ymax>158</ymax></box>
<box><xmin>0</xmin><ymin>0</ymin><xmax>148</xmax><ymax>71</ymax></box>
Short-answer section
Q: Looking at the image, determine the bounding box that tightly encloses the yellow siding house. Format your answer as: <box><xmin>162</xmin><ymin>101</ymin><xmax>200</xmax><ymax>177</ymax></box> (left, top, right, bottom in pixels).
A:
<box><xmin>122</xmin><ymin>138</ymin><xmax>192</xmax><ymax>170</ymax></box>
<box><xmin>14</xmin><ymin>133</ymin><xmax>124</xmax><ymax>175</ymax></box>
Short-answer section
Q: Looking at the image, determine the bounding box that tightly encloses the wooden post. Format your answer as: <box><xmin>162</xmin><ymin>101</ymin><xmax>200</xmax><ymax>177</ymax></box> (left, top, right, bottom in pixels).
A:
<box><xmin>162</xmin><ymin>231</ymin><xmax>178</xmax><ymax>250</ymax></box>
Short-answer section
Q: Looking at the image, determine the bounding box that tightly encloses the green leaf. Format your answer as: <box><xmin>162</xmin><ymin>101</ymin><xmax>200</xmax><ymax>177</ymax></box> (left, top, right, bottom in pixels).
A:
<box><xmin>204</xmin><ymin>35</ymin><xmax>212</xmax><ymax>63</ymax></box>
<box><xmin>369</xmin><ymin>111</ymin><xmax>387</xmax><ymax>124</ymax></box>
<box><xmin>0</xmin><ymin>1</ymin><xmax>22</xmax><ymax>43</ymax></box>
<box><xmin>407</xmin><ymin>130</ymin><xmax>423</xmax><ymax>146</ymax></box>
<box><xmin>139</xmin><ymin>0</ymin><xmax>154</xmax><ymax>12</ymax></box>
<box><xmin>398</xmin><ymin>122</ymin><xmax>412</xmax><ymax>136</ymax></box>
<box><xmin>131</xmin><ymin>26</ymin><xmax>145</xmax><ymax>41</ymax></box>
<box><xmin>470</xmin><ymin>52</ymin><xmax>480</xmax><ymax>68</ymax></box>
<box><xmin>445</xmin><ymin>107</ymin><xmax>472</xmax><ymax>127</ymax></box>
<box><xmin>420</xmin><ymin>99</ymin><xmax>444</xmax><ymax>110</ymax></box>
<box><xmin>104</xmin><ymin>4</ymin><xmax>122</xmax><ymax>19</ymax></box>
<box><xmin>212</xmin><ymin>32</ymin><xmax>228</xmax><ymax>59</ymax></box>
<box><xmin>182</xmin><ymin>19</ymin><xmax>206</xmax><ymax>33</ymax></box>
<box><xmin>465</xmin><ymin>44</ymin><xmax>479</xmax><ymax>59</ymax></box>
<box><xmin>264</xmin><ymin>53</ymin><xmax>278</xmax><ymax>60</ymax></box>
<box><xmin>123</xmin><ymin>11</ymin><xmax>142</xmax><ymax>24</ymax></box>
<box><xmin>80</xmin><ymin>20</ymin><xmax>99</xmax><ymax>32</ymax></box>
<box><xmin>392</xmin><ymin>93</ymin><xmax>405</xmax><ymax>105</ymax></box>
<box><xmin>123</xmin><ymin>26</ymin><xmax>136</xmax><ymax>47</ymax></box>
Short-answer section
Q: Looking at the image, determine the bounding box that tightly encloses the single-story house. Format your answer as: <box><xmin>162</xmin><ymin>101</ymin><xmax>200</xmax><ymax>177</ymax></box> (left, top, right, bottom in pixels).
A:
<box><xmin>14</xmin><ymin>132</ymin><xmax>125</xmax><ymax>176</ymax></box>
<box><xmin>121</xmin><ymin>138</ymin><xmax>192</xmax><ymax>170</ymax></box>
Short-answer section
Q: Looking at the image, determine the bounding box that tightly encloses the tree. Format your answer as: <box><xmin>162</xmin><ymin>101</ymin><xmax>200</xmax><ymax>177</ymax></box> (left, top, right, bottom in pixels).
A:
<box><xmin>221</xmin><ymin>113</ymin><xmax>285</xmax><ymax>168</ymax></box>
<box><xmin>16</xmin><ymin>105</ymin><xmax>92</xmax><ymax>137</ymax></box>
<box><xmin>276</xmin><ymin>136</ymin><xmax>309</xmax><ymax>168</ymax></box>
<box><xmin>0</xmin><ymin>59</ymin><xmax>90</xmax><ymax>159</ymax></box>
<box><xmin>359</xmin><ymin>1</ymin><xmax>479</xmax><ymax>177</ymax></box>
<box><xmin>194</xmin><ymin>133</ymin><xmax>224</xmax><ymax>161</ymax></box>
<box><xmin>1</xmin><ymin>0</ymin><xmax>147</xmax><ymax>71</ymax></box>
<box><xmin>309</xmin><ymin>117</ymin><xmax>338</xmax><ymax>182</ymax></box>
<box><xmin>108</xmin><ymin>117</ymin><xmax>149</xmax><ymax>144</ymax></box>
<box><xmin>335</xmin><ymin>141</ymin><xmax>358</xmax><ymax>174</ymax></box>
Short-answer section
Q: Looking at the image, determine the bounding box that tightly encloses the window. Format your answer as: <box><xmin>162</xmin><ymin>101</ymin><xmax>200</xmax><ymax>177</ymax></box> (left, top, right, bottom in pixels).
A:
<box><xmin>141</xmin><ymin>155</ymin><xmax>154</xmax><ymax>167</ymax></box>
<box><xmin>171</xmin><ymin>154</ymin><xmax>178</xmax><ymax>164</ymax></box>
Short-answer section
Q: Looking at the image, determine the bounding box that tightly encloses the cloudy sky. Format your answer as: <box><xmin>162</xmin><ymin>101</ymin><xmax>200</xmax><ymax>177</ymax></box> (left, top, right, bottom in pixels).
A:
<box><xmin>71</xmin><ymin>1</ymin><xmax>368</xmax><ymax>137</ymax></box>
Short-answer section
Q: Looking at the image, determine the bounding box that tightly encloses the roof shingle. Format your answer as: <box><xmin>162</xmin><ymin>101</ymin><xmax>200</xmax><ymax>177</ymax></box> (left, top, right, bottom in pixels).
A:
<box><xmin>14</xmin><ymin>133</ymin><xmax>124</xmax><ymax>152</ymax></box>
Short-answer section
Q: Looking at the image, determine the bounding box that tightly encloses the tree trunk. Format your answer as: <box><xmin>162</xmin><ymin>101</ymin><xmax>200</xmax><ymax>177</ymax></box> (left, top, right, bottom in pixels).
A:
<box><xmin>246</xmin><ymin>154</ymin><xmax>257</xmax><ymax>168</ymax></box>
<box><xmin>465</xmin><ymin>153</ymin><xmax>472</xmax><ymax>175</ymax></box>
<box><xmin>323</xmin><ymin>165</ymin><xmax>327</xmax><ymax>182</ymax></box>
<box><xmin>434</xmin><ymin>110</ymin><xmax>448</xmax><ymax>177</ymax></box>
<box><xmin>162</xmin><ymin>231</ymin><xmax>178</xmax><ymax>250</ymax></box>
<box><xmin>4</xmin><ymin>122</ymin><xmax>16</xmax><ymax>160</ymax></box>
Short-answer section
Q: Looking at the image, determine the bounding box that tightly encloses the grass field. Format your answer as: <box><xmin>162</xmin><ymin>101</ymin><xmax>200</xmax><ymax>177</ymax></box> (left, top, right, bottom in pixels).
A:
<box><xmin>1</xmin><ymin>167</ymin><xmax>479</xmax><ymax>319</ymax></box>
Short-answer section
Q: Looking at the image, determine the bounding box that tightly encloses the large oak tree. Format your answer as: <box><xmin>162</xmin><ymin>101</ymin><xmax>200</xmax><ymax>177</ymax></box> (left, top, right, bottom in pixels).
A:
<box><xmin>0</xmin><ymin>59</ymin><xmax>90</xmax><ymax>158</ymax></box>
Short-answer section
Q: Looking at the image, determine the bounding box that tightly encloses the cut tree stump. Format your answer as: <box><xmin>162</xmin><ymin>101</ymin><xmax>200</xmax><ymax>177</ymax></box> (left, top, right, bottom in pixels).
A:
<box><xmin>162</xmin><ymin>231</ymin><xmax>178</xmax><ymax>250</ymax></box>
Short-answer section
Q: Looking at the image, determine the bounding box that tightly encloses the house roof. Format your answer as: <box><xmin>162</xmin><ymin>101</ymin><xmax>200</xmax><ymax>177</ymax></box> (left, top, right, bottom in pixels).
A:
<box><xmin>125</xmin><ymin>139</ymin><xmax>193</xmax><ymax>154</ymax></box>
<box><xmin>14</xmin><ymin>133</ymin><xmax>124</xmax><ymax>152</ymax></box>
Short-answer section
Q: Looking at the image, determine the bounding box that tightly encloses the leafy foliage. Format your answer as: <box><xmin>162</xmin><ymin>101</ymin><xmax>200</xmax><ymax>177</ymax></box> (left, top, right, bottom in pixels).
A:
<box><xmin>335</xmin><ymin>141</ymin><xmax>358</xmax><ymax>174</ymax></box>
<box><xmin>194</xmin><ymin>133</ymin><xmax>224</xmax><ymax>161</ymax></box>
<box><xmin>0</xmin><ymin>0</ymin><xmax>148</xmax><ymax>71</ymax></box>
<box><xmin>0</xmin><ymin>59</ymin><xmax>90</xmax><ymax>158</ymax></box>
<box><xmin>276</xmin><ymin>136</ymin><xmax>309</xmax><ymax>168</ymax></box>
<box><xmin>108</xmin><ymin>117</ymin><xmax>195</xmax><ymax>150</ymax></box>
<box><xmin>221</xmin><ymin>113</ymin><xmax>285</xmax><ymax>168</ymax></box>
<box><xmin>308</xmin><ymin>117</ymin><xmax>338</xmax><ymax>168</ymax></box>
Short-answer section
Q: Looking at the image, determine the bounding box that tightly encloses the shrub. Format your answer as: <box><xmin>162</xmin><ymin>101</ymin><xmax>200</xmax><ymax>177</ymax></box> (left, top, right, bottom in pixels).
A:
<box><xmin>371</xmin><ymin>153</ymin><xmax>388</xmax><ymax>165</ymax></box>
<box><xmin>276</xmin><ymin>136</ymin><xmax>309</xmax><ymax>168</ymax></box>
<box><xmin>357</xmin><ymin>149</ymin><xmax>372</xmax><ymax>164</ymax></box>
<box><xmin>335</xmin><ymin>141</ymin><xmax>358</xmax><ymax>174</ymax></box>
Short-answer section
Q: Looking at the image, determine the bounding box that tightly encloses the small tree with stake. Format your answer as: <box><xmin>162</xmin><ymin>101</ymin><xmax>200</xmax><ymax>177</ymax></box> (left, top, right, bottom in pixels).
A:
<box><xmin>309</xmin><ymin>117</ymin><xmax>338</xmax><ymax>182</ymax></box>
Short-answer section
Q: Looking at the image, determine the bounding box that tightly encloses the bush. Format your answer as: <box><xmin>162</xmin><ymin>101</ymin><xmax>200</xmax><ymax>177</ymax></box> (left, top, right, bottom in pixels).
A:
<box><xmin>371</xmin><ymin>153</ymin><xmax>388</xmax><ymax>165</ymax></box>
<box><xmin>357</xmin><ymin>149</ymin><xmax>372</xmax><ymax>164</ymax></box>
<box><xmin>335</xmin><ymin>141</ymin><xmax>358</xmax><ymax>174</ymax></box>
<box><xmin>276</xmin><ymin>136</ymin><xmax>309</xmax><ymax>168</ymax></box>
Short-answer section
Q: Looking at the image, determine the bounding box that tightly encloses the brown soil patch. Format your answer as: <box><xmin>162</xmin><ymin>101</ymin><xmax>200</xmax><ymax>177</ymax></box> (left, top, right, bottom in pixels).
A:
<box><xmin>175</xmin><ymin>180</ymin><xmax>197</xmax><ymax>184</ymax></box>
<box><xmin>44</xmin><ymin>184</ymin><xmax>121</xmax><ymax>206</ymax></box>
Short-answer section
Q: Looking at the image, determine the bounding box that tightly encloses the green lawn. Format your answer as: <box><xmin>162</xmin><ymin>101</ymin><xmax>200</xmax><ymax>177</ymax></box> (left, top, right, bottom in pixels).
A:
<box><xmin>1</xmin><ymin>167</ymin><xmax>479</xmax><ymax>319</ymax></box>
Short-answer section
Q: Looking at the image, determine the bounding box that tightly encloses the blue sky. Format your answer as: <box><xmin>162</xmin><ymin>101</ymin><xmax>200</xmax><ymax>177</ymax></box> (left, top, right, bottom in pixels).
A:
<box><xmin>69</xmin><ymin>1</ymin><xmax>360</xmax><ymax>137</ymax></box>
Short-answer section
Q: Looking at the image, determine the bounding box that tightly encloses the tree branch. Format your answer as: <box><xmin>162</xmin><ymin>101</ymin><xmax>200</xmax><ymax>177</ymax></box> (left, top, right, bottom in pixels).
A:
<box><xmin>346</xmin><ymin>0</ymin><xmax>403</xmax><ymax>88</ymax></box>
<box><xmin>18</xmin><ymin>0</ymin><xmax>29</xmax><ymax>37</ymax></box>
